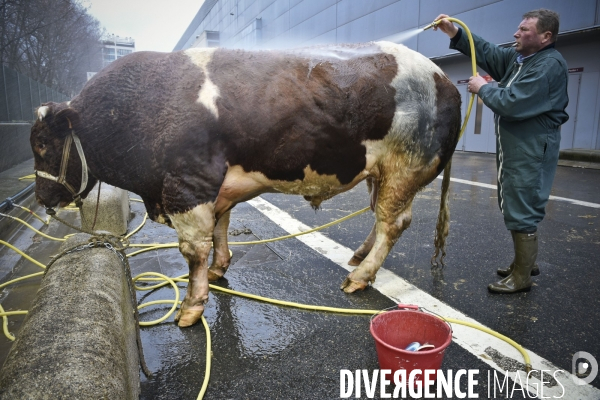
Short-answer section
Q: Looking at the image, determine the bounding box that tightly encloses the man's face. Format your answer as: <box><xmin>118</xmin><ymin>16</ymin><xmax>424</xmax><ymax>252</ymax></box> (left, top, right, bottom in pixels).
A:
<box><xmin>513</xmin><ymin>17</ymin><xmax>551</xmax><ymax>57</ymax></box>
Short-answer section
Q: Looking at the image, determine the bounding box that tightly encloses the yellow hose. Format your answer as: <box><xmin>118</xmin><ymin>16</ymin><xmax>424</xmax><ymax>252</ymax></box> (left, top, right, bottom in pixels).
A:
<box><xmin>1</xmin><ymin>215</ymin><xmax>533</xmax><ymax>398</ymax></box>
<box><xmin>125</xmin><ymin>212</ymin><xmax>148</xmax><ymax>239</ymax></box>
<box><xmin>134</xmin><ymin>272</ymin><xmax>180</xmax><ymax>326</ymax></box>
<box><xmin>197</xmin><ymin>316</ymin><xmax>211</xmax><ymax>400</ymax></box>
<box><xmin>0</xmin><ymin>272</ymin><xmax>45</xmax><ymax>291</ymax></box>
<box><xmin>0</xmin><ymin>214</ymin><xmax>63</xmax><ymax>242</ymax></box>
<box><xmin>442</xmin><ymin>317</ymin><xmax>532</xmax><ymax>372</ymax></box>
<box><xmin>0</xmin><ymin>303</ymin><xmax>28</xmax><ymax>341</ymax></box>
<box><xmin>424</xmin><ymin>17</ymin><xmax>477</xmax><ymax>140</ymax></box>
<box><xmin>0</xmin><ymin>240</ymin><xmax>47</xmax><ymax>269</ymax></box>
<box><xmin>448</xmin><ymin>17</ymin><xmax>477</xmax><ymax>140</ymax></box>
<box><xmin>10</xmin><ymin>204</ymin><xmax>48</xmax><ymax>225</ymax></box>
<box><xmin>125</xmin><ymin>206</ymin><xmax>371</xmax><ymax>257</ymax></box>
<box><xmin>134</xmin><ymin>272</ymin><xmax>531</xmax><ymax>373</ymax></box>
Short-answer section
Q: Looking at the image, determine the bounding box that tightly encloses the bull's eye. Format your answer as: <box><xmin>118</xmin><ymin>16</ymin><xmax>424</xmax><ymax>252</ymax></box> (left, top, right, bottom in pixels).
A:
<box><xmin>37</xmin><ymin>143</ymin><xmax>46</xmax><ymax>157</ymax></box>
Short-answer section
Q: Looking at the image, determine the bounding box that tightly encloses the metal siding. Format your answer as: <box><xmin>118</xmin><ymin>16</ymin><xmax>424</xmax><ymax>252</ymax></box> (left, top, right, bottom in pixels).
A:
<box><xmin>290</xmin><ymin>5</ymin><xmax>337</xmax><ymax>45</ymax></box>
<box><xmin>573</xmin><ymin>72</ymin><xmax>599</xmax><ymax>148</ymax></box>
<box><xmin>178</xmin><ymin>0</ymin><xmax>600</xmax><ymax>151</ymax></box>
<box><xmin>258</xmin><ymin>0</ymin><xmax>277</xmax><ymax>13</ymax></box>
<box><xmin>219</xmin><ymin>0</ymin><xmax>230</xmax><ymax>21</ymax></box>
<box><xmin>289</xmin><ymin>0</ymin><xmax>303</xmax><ymax>10</ymax></box>
<box><xmin>261</xmin><ymin>11</ymin><xmax>290</xmax><ymax>47</ymax></box>
<box><xmin>418</xmin><ymin>0</ymin><xmax>598</xmax><ymax>58</ymax></box>
<box><xmin>418</xmin><ymin>0</ymin><xmax>501</xmax><ymax>26</ymax></box>
<box><xmin>303</xmin><ymin>29</ymin><xmax>337</xmax><ymax>46</ymax></box>
<box><xmin>239</xmin><ymin>0</ymin><xmax>262</xmax><ymax>30</ymax></box>
<box><xmin>337</xmin><ymin>1</ymin><xmax>419</xmax><ymax>43</ymax></box>
<box><xmin>289</xmin><ymin>0</ymin><xmax>337</xmax><ymax>28</ymax></box>
<box><xmin>336</xmin><ymin>0</ymin><xmax>398</xmax><ymax>27</ymax></box>
<box><xmin>258</xmin><ymin>0</ymin><xmax>290</xmax><ymax>24</ymax></box>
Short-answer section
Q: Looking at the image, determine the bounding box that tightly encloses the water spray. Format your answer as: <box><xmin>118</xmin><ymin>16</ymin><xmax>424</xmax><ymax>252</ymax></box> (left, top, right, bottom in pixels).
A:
<box><xmin>424</xmin><ymin>17</ymin><xmax>477</xmax><ymax>140</ymax></box>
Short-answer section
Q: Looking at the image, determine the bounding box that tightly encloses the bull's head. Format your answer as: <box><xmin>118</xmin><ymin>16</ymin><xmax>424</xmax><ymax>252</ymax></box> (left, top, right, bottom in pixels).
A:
<box><xmin>31</xmin><ymin>102</ymin><xmax>97</xmax><ymax>210</ymax></box>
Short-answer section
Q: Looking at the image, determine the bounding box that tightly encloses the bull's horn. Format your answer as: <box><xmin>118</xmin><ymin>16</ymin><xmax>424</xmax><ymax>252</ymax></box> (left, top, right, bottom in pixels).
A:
<box><xmin>38</xmin><ymin>106</ymin><xmax>49</xmax><ymax>121</ymax></box>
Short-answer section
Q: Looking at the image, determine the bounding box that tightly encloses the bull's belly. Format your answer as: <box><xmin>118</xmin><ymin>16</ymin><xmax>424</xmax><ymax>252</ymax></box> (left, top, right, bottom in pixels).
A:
<box><xmin>216</xmin><ymin>164</ymin><xmax>370</xmax><ymax>212</ymax></box>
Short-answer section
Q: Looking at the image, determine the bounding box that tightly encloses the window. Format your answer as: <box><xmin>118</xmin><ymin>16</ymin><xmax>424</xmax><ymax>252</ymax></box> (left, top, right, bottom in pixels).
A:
<box><xmin>117</xmin><ymin>49</ymin><xmax>132</xmax><ymax>57</ymax></box>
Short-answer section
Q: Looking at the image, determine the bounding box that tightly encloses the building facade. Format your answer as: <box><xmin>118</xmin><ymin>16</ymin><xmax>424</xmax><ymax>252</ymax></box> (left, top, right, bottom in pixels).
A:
<box><xmin>174</xmin><ymin>0</ymin><xmax>600</xmax><ymax>152</ymax></box>
<box><xmin>101</xmin><ymin>35</ymin><xmax>135</xmax><ymax>69</ymax></box>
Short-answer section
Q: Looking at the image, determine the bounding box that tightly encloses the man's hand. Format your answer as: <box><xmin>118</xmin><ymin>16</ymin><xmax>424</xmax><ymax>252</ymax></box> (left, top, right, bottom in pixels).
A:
<box><xmin>468</xmin><ymin>74</ymin><xmax>488</xmax><ymax>95</ymax></box>
<box><xmin>433</xmin><ymin>14</ymin><xmax>458</xmax><ymax>38</ymax></box>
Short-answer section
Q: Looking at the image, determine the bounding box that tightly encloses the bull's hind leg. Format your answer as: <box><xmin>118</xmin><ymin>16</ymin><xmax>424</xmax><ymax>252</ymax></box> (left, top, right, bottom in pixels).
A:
<box><xmin>169</xmin><ymin>203</ymin><xmax>215</xmax><ymax>327</ymax></box>
<box><xmin>341</xmin><ymin>196</ymin><xmax>414</xmax><ymax>292</ymax></box>
<box><xmin>348</xmin><ymin>223</ymin><xmax>376</xmax><ymax>266</ymax></box>
<box><xmin>348</xmin><ymin>177</ymin><xmax>379</xmax><ymax>266</ymax></box>
<box><xmin>341</xmin><ymin>155</ymin><xmax>441</xmax><ymax>292</ymax></box>
<box><xmin>208</xmin><ymin>209</ymin><xmax>231</xmax><ymax>281</ymax></box>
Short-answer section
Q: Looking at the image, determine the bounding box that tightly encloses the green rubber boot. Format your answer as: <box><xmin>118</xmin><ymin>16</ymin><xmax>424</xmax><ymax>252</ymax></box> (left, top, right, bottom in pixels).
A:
<box><xmin>489</xmin><ymin>231</ymin><xmax>537</xmax><ymax>294</ymax></box>
<box><xmin>497</xmin><ymin>231</ymin><xmax>540</xmax><ymax>277</ymax></box>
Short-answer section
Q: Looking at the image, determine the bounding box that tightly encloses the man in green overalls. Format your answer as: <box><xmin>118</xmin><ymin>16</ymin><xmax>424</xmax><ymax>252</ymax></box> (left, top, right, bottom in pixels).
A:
<box><xmin>434</xmin><ymin>9</ymin><xmax>569</xmax><ymax>293</ymax></box>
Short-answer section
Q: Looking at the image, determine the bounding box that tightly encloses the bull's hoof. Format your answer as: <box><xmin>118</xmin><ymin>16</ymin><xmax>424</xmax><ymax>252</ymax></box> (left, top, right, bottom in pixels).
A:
<box><xmin>347</xmin><ymin>255</ymin><xmax>364</xmax><ymax>267</ymax></box>
<box><xmin>207</xmin><ymin>267</ymin><xmax>226</xmax><ymax>282</ymax></box>
<box><xmin>174</xmin><ymin>306</ymin><xmax>204</xmax><ymax>328</ymax></box>
<box><xmin>340</xmin><ymin>277</ymin><xmax>368</xmax><ymax>293</ymax></box>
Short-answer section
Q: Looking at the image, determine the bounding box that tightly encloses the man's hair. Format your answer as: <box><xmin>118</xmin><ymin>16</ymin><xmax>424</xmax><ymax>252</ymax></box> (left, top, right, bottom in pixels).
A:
<box><xmin>523</xmin><ymin>9</ymin><xmax>560</xmax><ymax>42</ymax></box>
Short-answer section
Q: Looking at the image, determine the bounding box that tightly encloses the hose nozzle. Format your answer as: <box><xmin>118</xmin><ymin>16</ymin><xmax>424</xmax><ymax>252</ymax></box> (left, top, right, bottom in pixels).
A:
<box><xmin>423</xmin><ymin>20</ymin><xmax>440</xmax><ymax>31</ymax></box>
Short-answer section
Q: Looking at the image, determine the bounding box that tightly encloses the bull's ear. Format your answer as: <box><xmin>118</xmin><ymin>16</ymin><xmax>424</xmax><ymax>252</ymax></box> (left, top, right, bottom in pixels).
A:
<box><xmin>52</xmin><ymin>107</ymin><xmax>80</xmax><ymax>136</ymax></box>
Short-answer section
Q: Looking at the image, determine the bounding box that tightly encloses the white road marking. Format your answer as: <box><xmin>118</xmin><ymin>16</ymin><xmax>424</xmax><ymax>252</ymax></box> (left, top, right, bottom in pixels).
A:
<box><xmin>438</xmin><ymin>176</ymin><xmax>600</xmax><ymax>209</ymax></box>
<box><xmin>247</xmin><ymin>196</ymin><xmax>600</xmax><ymax>398</ymax></box>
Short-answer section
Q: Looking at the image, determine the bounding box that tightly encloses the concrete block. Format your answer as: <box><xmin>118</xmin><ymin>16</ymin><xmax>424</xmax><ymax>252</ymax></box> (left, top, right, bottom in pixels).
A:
<box><xmin>0</xmin><ymin>234</ymin><xmax>141</xmax><ymax>399</ymax></box>
<box><xmin>81</xmin><ymin>184</ymin><xmax>130</xmax><ymax>235</ymax></box>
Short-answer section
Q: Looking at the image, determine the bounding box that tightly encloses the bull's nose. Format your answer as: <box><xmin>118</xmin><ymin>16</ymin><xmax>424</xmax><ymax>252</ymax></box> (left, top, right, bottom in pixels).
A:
<box><xmin>36</xmin><ymin>195</ymin><xmax>58</xmax><ymax>209</ymax></box>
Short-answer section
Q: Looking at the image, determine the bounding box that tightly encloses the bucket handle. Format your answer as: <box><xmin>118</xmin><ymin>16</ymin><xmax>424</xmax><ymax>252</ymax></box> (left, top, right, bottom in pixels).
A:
<box><xmin>397</xmin><ymin>304</ymin><xmax>419</xmax><ymax>310</ymax></box>
<box><xmin>369</xmin><ymin>303</ymin><xmax>420</xmax><ymax>324</ymax></box>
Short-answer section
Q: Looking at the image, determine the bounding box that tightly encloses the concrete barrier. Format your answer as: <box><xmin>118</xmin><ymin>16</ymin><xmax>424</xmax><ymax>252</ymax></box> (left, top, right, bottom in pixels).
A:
<box><xmin>0</xmin><ymin>233</ymin><xmax>141</xmax><ymax>399</ymax></box>
<box><xmin>81</xmin><ymin>184</ymin><xmax>130</xmax><ymax>235</ymax></box>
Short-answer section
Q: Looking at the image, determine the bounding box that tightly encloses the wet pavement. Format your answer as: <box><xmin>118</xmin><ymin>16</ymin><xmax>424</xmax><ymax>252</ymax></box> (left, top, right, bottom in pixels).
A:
<box><xmin>0</xmin><ymin>151</ymin><xmax>599</xmax><ymax>399</ymax></box>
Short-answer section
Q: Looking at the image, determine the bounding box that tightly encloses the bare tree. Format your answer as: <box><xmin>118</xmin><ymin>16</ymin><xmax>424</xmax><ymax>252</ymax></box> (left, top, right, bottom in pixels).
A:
<box><xmin>1</xmin><ymin>0</ymin><xmax>103</xmax><ymax>97</ymax></box>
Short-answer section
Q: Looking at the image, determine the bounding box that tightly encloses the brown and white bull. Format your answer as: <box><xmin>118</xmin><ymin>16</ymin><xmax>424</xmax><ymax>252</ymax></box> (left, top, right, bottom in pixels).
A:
<box><xmin>31</xmin><ymin>42</ymin><xmax>461</xmax><ymax>327</ymax></box>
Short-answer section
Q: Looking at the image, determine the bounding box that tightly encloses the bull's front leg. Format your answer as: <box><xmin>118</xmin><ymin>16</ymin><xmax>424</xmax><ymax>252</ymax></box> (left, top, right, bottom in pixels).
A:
<box><xmin>208</xmin><ymin>209</ymin><xmax>231</xmax><ymax>281</ymax></box>
<box><xmin>169</xmin><ymin>203</ymin><xmax>216</xmax><ymax>327</ymax></box>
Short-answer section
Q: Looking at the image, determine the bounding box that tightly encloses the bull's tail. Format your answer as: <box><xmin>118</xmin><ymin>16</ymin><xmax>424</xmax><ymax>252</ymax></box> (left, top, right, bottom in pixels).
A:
<box><xmin>431</xmin><ymin>158</ymin><xmax>452</xmax><ymax>267</ymax></box>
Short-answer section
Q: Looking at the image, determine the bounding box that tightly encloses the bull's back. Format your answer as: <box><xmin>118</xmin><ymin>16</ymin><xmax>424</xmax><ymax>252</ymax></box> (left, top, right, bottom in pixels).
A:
<box><xmin>197</xmin><ymin>42</ymin><xmax>459</xmax><ymax>184</ymax></box>
<box><xmin>198</xmin><ymin>43</ymin><xmax>400</xmax><ymax>185</ymax></box>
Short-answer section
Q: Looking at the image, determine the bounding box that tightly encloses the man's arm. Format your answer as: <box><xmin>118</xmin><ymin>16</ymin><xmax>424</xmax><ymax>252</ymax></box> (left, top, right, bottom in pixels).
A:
<box><xmin>451</xmin><ymin>28</ymin><xmax>515</xmax><ymax>83</ymax></box>
<box><xmin>477</xmin><ymin>58</ymin><xmax>563</xmax><ymax>121</ymax></box>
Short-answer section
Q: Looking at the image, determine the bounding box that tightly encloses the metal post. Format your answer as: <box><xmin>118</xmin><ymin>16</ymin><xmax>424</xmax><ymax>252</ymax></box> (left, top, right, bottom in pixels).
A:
<box><xmin>2</xmin><ymin>66</ymin><xmax>10</xmax><ymax>121</ymax></box>
<box><xmin>16</xmin><ymin>72</ymin><xmax>23</xmax><ymax>121</ymax></box>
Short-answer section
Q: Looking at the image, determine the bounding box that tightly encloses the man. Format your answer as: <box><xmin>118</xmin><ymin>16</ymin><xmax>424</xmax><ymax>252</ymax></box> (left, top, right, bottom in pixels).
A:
<box><xmin>434</xmin><ymin>9</ymin><xmax>569</xmax><ymax>293</ymax></box>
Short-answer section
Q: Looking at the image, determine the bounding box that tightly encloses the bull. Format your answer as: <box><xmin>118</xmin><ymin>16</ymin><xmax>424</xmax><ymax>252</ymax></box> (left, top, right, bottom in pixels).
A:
<box><xmin>31</xmin><ymin>42</ymin><xmax>461</xmax><ymax>327</ymax></box>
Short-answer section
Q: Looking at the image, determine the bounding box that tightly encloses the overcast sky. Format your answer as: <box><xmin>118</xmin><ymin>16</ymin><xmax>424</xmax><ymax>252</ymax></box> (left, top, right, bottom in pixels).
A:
<box><xmin>84</xmin><ymin>0</ymin><xmax>205</xmax><ymax>52</ymax></box>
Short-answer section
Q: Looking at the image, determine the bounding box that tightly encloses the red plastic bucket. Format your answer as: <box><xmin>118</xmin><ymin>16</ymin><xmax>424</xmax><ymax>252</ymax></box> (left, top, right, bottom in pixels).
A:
<box><xmin>370</xmin><ymin>310</ymin><xmax>452</xmax><ymax>383</ymax></box>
